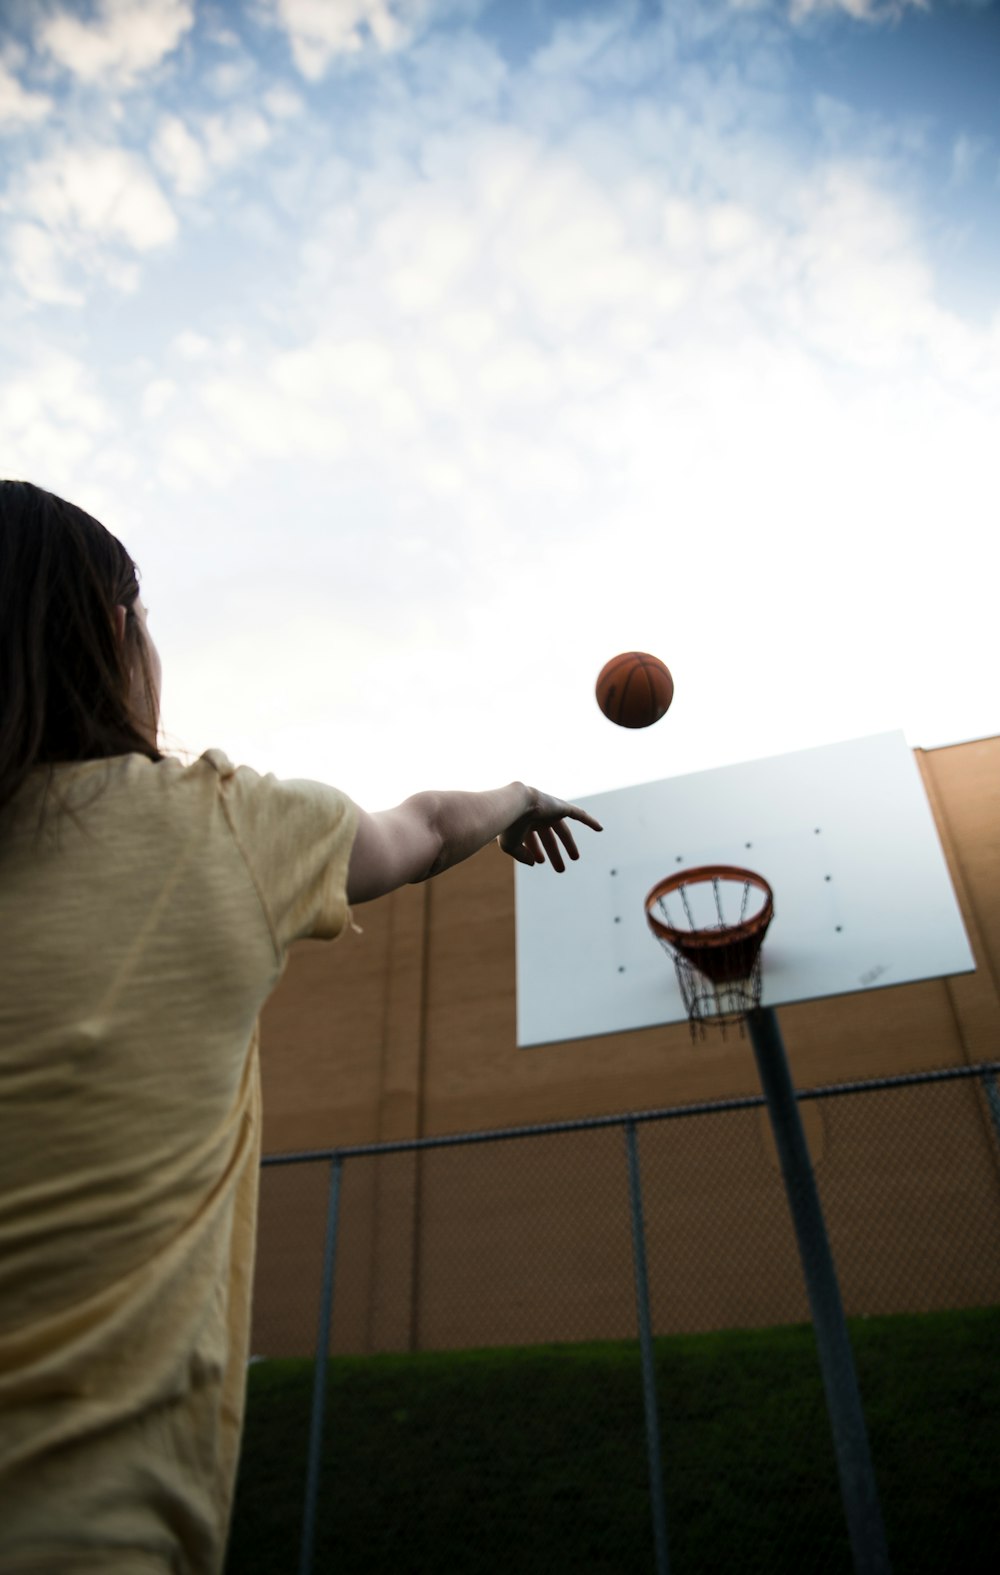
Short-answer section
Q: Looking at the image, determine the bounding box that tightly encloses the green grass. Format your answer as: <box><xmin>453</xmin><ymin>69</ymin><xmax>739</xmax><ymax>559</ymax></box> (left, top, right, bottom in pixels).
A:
<box><xmin>227</xmin><ymin>1305</ymin><xmax>1000</xmax><ymax>1574</ymax></box>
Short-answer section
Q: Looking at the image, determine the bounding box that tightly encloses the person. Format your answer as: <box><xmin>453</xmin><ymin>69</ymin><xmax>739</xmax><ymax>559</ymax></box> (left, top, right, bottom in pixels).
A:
<box><xmin>0</xmin><ymin>479</ymin><xmax>602</xmax><ymax>1575</ymax></box>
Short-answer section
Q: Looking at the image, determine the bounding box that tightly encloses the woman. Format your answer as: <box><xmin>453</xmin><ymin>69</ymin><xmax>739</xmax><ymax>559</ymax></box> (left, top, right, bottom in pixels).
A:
<box><xmin>0</xmin><ymin>480</ymin><xmax>601</xmax><ymax>1574</ymax></box>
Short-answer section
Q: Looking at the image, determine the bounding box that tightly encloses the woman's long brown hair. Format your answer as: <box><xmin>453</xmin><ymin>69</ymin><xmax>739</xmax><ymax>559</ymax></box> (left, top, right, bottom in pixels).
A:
<box><xmin>0</xmin><ymin>480</ymin><xmax>162</xmax><ymax>815</ymax></box>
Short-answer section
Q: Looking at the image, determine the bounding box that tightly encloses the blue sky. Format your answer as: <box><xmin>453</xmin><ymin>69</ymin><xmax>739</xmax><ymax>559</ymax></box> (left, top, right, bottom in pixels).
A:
<box><xmin>2</xmin><ymin>0</ymin><xmax>998</xmax><ymax>808</ymax></box>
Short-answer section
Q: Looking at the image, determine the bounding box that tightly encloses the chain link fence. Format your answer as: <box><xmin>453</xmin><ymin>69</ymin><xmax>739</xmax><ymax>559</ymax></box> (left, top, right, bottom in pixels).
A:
<box><xmin>236</xmin><ymin>1063</ymin><xmax>1000</xmax><ymax>1575</ymax></box>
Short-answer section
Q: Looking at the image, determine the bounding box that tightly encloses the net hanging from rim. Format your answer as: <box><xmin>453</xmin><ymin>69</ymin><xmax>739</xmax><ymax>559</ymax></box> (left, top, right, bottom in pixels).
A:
<box><xmin>644</xmin><ymin>865</ymin><xmax>774</xmax><ymax>1037</ymax></box>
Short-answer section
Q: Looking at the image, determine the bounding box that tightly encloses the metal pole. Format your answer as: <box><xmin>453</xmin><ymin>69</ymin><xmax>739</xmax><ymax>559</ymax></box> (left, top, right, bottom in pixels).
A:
<box><xmin>982</xmin><ymin>1071</ymin><xmax>1000</xmax><ymax>1152</ymax></box>
<box><xmin>624</xmin><ymin>1120</ymin><xmax>670</xmax><ymax>1575</ymax></box>
<box><xmin>298</xmin><ymin>1153</ymin><xmax>344</xmax><ymax>1575</ymax></box>
<box><xmin>746</xmin><ymin>1007</ymin><xmax>891</xmax><ymax>1575</ymax></box>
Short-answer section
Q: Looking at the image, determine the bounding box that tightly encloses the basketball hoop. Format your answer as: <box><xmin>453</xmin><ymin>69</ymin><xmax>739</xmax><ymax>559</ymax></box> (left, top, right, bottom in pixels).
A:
<box><xmin>644</xmin><ymin>865</ymin><xmax>774</xmax><ymax>1037</ymax></box>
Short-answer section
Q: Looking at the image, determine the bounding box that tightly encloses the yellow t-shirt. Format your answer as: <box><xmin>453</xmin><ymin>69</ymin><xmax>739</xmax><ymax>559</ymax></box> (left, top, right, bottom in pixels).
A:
<box><xmin>0</xmin><ymin>750</ymin><xmax>358</xmax><ymax>1574</ymax></box>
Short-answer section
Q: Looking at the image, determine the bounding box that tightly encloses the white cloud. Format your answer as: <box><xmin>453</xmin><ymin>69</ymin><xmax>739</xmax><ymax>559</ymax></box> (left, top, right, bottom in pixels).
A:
<box><xmin>1</xmin><ymin>350</ymin><xmax>114</xmax><ymax>485</ymax></box>
<box><xmin>267</xmin><ymin>0</ymin><xmax>483</xmax><ymax>80</ymax></box>
<box><xmin>0</xmin><ymin>61</ymin><xmax>53</xmax><ymax>126</ymax></box>
<box><xmin>6</xmin><ymin>222</ymin><xmax>82</xmax><ymax>305</ymax></box>
<box><xmin>266</xmin><ymin>337</ymin><xmax>419</xmax><ymax>445</ymax></box>
<box><xmin>263</xmin><ymin>83</ymin><xmax>306</xmax><ymax>119</ymax></box>
<box><xmin>270</xmin><ymin>0</ymin><xmax>410</xmax><ymax>78</ymax></box>
<box><xmin>204</xmin><ymin>57</ymin><xmax>257</xmax><ymax>98</ymax></box>
<box><xmin>141</xmin><ymin>378</ymin><xmax>177</xmax><ymax>418</ymax></box>
<box><xmin>152</xmin><ymin>114</ymin><xmax>209</xmax><ymax>196</ymax></box>
<box><xmin>784</xmin><ymin>165</ymin><xmax>940</xmax><ymax>369</ymax></box>
<box><xmin>529</xmin><ymin>4</ymin><xmax>638</xmax><ymax>77</ymax></box>
<box><xmin>272</xmin><ymin>337</ymin><xmax>397</xmax><ymax>401</ymax></box>
<box><xmin>101</xmin><ymin>255</ymin><xmax>142</xmax><ymax>292</ymax></box>
<box><xmin>171</xmin><ymin>329</ymin><xmax>212</xmax><ymax>360</ymax></box>
<box><xmin>152</xmin><ymin>104</ymin><xmax>276</xmax><ymax>199</ymax></box>
<box><xmin>160</xmin><ymin>426</ymin><xmax>240</xmax><ymax>488</ymax></box>
<box><xmin>9</xmin><ymin>0</ymin><xmax>998</xmax><ymax>794</ymax></box>
<box><xmin>788</xmin><ymin>0</ymin><xmax>927</xmax><ymax>22</ymax></box>
<box><xmin>4</xmin><ymin>145</ymin><xmax>177</xmax><ymax>304</ymax></box>
<box><xmin>15</xmin><ymin>145</ymin><xmax>177</xmax><ymax>250</ymax></box>
<box><xmin>35</xmin><ymin>0</ymin><xmax>195</xmax><ymax>87</ymax></box>
<box><xmin>200</xmin><ymin>21</ymin><xmax>241</xmax><ymax>51</ymax></box>
<box><xmin>403</xmin><ymin>25</ymin><xmax>507</xmax><ymax>121</ymax></box>
<box><xmin>498</xmin><ymin>156</ymin><xmax>679</xmax><ymax>334</ymax></box>
<box><xmin>200</xmin><ymin>374</ymin><xmax>351</xmax><ymax>457</ymax></box>
<box><xmin>202</xmin><ymin>107</ymin><xmax>273</xmax><ymax>169</ymax></box>
<box><xmin>374</xmin><ymin>192</ymin><xmax>479</xmax><ymax>313</ymax></box>
<box><xmin>194</xmin><ymin>103</ymin><xmax>994</xmax><ymax>522</ymax></box>
<box><xmin>477</xmin><ymin>340</ymin><xmax>555</xmax><ymax>405</ymax></box>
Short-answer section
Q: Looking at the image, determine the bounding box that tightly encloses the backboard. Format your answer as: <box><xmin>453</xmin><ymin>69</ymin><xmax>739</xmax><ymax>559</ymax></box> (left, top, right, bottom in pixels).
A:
<box><xmin>515</xmin><ymin>732</ymin><xmax>975</xmax><ymax>1047</ymax></box>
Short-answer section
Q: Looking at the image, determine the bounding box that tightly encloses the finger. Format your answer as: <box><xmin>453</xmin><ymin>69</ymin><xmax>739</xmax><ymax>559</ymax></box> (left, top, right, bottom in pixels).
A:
<box><xmin>568</xmin><ymin>806</ymin><xmax>603</xmax><ymax>832</ymax></box>
<box><xmin>525</xmin><ymin>830</ymin><xmax>545</xmax><ymax>865</ymax></box>
<box><xmin>537</xmin><ymin>825</ymin><xmax>566</xmax><ymax>873</ymax></box>
<box><xmin>552</xmin><ymin>820</ymin><xmax>581</xmax><ymax>862</ymax></box>
<box><xmin>499</xmin><ymin>829</ymin><xmax>536</xmax><ymax>865</ymax></box>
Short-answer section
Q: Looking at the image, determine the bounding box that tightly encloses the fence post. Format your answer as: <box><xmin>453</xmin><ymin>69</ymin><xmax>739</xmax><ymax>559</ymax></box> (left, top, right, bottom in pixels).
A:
<box><xmin>982</xmin><ymin>1071</ymin><xmax>1000</xmax><ymax>1152</ymax></box>
<box><xmin>298</xmin><ymin>1153</ymin><xmax>344</xmax><ymax>1575</ymax></box>
<box><xmin>624</xmin><ymin>1120</ymin><xmax>670</xmax><ymax>1575</ymax></box>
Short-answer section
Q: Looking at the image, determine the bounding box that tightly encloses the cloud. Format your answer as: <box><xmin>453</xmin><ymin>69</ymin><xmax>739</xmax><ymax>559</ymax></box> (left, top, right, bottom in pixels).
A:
<box><xmin>152</xmin><ymin>114</ymin><xmax>209</xmax><ymax>196</ymax></box>
<box><xmin>788</xmin><ymin>0</ymin><xmax>927</xmax><ymax>22</ymax></box>
<box><xmin>171</xmin><ymin>329</ymin><xmax>212</xmax><ymax>360</ymax></box>
<box><xmin>151</xmin><ymin>103</ymin><xmax>275</xmax><ymax>198</ymax></box>
<box><xmin>785</xmin><ymin>164</ymin><xmax>942</xmax><ymax>369</ymax></box>
<box><xmin>159</xmin><ymin>426</ymin><xmax>240</xmax><ymax>488</ymax></box>
<box><xmin>6</xmin><ymin>222</ymin><xmax>82</xmax><ymax>305</ymax></box>
<box><xmin>15</xmin><ymin>143</ymin><xmax>177</xmax><ymax>247</ymax></box>
<box><xmin>396</xmin><ymin>24</ymin><xmax>507</xmax><ymax>122</ymax></box>
<box><xmin>148</xmin><ymin>86</ymin><xmax>996</xmax><ymax>517</ymax></box>
<box><xmin>5</xmin><ymin>144</ymin><xmax>177</xmax><ymax>301</ymax></box>
<box><xmin>0</xmin><ymin>60</ymin><xmax>53</xmax><ymax>126</ymax></box>
<box><xmin>268</xmin><ymin>0</ymin><xmax>412</xmax><ymax>78</ymax></box>
<box><xmin>7</xmin><ymin>0</ymin><xmax>998</xmax><ymax>796</ymax></box>
<box><xmin>141</xmin><ymin>377</ymin><xmax>177</xmax><ymax>418</ymax></box>
<box><xmin>529</xmin><ymin>3</ymin><xmax>641</xmax><ymax>78</ymax></box>
<box><xmin>263</xmin><ymin>83</ymin><xmax>306</xmax><ymax>119</ymax></box>
<box><xmin>1</xmin><ymin>349</ymin><xmax>113</xmax><ymax>482</ymax></box>
<box><xmin>204</xmin><ymin>57</ymin><xmax>257</xmax><ymax>98</ymax></box>
<box><xmin>201</xmin><ymin>107</ymin><xmax>273</xmax><ymax>169</ymax></box>
<box><xmin>266</xmin><ymin>0</ymin><xmax>484</xmax><ymax>80</ymax></box>
<box><xmin>35</xmin><ymin>0</ymin><xmax>195</xmax><ymax>87</ymax></box>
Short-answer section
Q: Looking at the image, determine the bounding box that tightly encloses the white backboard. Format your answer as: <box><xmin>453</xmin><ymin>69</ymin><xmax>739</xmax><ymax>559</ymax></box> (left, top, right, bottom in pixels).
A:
<box><xmin>515</xmin><ymin>732</ymin><xmax>975</xmax><ymax>1047</ymax></box>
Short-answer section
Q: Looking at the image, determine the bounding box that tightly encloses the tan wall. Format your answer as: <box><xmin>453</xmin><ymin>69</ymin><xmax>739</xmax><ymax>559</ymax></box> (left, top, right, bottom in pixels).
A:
<box><xmin>252</xmin><ymin>738</ymin><xmax>1000</xmax><ymax>1356</ymax></box>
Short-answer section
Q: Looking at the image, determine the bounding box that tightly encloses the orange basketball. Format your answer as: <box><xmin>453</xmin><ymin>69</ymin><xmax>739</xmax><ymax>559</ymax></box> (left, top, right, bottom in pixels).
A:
<box><xmin>596</xmin><ymin>651</ymin><xmax>674</xmax><ymax>729</ymax></box>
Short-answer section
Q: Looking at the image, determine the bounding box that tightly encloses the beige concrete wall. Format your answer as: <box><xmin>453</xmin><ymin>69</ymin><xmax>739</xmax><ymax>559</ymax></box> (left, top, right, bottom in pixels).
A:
<box><xmin>251</xmin><ymin>738</ymin><xmax>1000</xmax><ymax>1356</ymax></box>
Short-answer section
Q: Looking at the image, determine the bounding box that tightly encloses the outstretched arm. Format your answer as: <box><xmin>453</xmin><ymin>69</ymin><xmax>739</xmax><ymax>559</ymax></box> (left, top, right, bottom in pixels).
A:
<box><xmin>346</xmin><ymin>783</ymin><xmax>602</xmax><ymax>905</ymax></box>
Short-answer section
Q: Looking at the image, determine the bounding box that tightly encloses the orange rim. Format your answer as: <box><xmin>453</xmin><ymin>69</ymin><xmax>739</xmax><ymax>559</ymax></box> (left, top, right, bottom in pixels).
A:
<box><xmin>644</xmin><ymin>864</ymin><xmax>774</xmax><ymax>948</ymax></box>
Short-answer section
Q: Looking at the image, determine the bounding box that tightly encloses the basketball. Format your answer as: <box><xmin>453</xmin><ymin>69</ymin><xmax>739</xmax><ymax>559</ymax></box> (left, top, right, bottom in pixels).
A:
<box><xmin>596</xmin><ymin>651</ymin><xmax>674</xmax><ymax>729</ymax></box>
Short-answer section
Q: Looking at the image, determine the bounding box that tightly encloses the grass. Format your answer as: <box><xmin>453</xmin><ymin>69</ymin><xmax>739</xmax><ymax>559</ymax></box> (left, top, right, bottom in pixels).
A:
<box><xmin>227</xmin><ymin>1304</ymin><xmax>1000</xmax><ymax>1574</ymax></box>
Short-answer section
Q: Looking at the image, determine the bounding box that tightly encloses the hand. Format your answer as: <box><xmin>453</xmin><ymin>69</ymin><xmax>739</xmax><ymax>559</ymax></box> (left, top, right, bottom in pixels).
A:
<box><xmin>498</xmin><ymin>789</ymin><xmax>603</xmax><ymax>873</ymax></box>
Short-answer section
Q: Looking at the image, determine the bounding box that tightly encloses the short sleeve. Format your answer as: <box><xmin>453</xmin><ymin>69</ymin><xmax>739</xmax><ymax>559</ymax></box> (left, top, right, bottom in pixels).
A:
<box><xmin>205</xmin><ymin>751</ymin><xmax>359</xmax><ymax>952</ymax></box>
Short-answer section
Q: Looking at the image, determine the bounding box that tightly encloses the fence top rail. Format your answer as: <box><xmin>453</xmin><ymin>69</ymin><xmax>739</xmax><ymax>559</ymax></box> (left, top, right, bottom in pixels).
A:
<box><xmin>260</xmin><ymin>1060</ymin><xmax>1000</xmax><ymax>1168</ymax></box>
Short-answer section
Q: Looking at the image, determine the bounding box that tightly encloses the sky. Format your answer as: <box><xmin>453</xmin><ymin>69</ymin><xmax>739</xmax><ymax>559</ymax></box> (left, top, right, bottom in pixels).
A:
<box><xmin>2</xmin><ymin>0</ymin><xmax>998</xmax><ymax>811</ymax></box>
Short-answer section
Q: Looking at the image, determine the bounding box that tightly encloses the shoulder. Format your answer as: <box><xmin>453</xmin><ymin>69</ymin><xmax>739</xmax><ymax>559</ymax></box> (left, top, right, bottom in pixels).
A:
<box><xmin>198</xmin><ymin>748</ymin><xmax>240</xmax><ymax>781</ymax></box>
<box><xmin>118</xmin><ymin>750</ymin><xmax>357</xmax><ymax>849</ymax></box>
